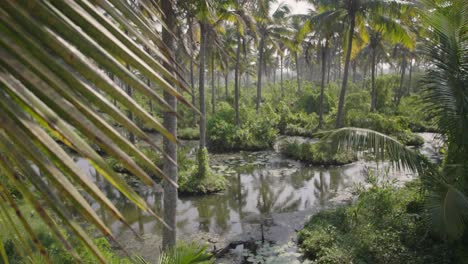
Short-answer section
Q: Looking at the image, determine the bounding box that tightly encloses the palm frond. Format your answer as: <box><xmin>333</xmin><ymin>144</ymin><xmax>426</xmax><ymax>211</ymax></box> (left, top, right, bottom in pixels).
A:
<box><xmin>0</xmin><ymin>0</ymin><xmax>193</xmax><ymax>262</ymax></box>
<box><xmin>322</xmin><ymin>127</ymin><xmax>428</xmax><ymax>173</ymax></box>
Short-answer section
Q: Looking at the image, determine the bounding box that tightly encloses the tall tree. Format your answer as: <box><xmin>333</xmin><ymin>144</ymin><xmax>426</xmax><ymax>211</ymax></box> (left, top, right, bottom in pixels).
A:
<box><xmin>161</xmin><ymin>0</ymin><xmax>178</xmax><ymax>250</ymax></box>
<box><xmin>254</xmin><ymin>1</ymin><xmax>291</xmax><ymax>112</ymax></box>
<box><xmin>313</xmin><ymin>0</ymin><xmax>409</xmax><ymax>127</ymax></box>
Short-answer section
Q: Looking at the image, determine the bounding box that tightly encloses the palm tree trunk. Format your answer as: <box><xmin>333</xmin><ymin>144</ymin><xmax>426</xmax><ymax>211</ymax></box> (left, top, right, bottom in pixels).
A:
<box><xmin>189</xmin><ymin>21</ymin><xmax>196</xmax><ymax>124</ymax></box>
<box><xmin>280</xmin><ymin>56</ymin><xmax>284</xmax><ymax>95</ymax></box>
<box><xmin>319</xmin><ymin>40</ymin><xmax>328</xmax><ymax>129</ymax></box>
<box><xmin>211</xmin><ymin>53</ymin><xmax>215</xmax><ymax>113</ymax></box>
<box><xmin>256</xmin><ymin>36</ymin><xmax>265</xmax><ymax>113</ymax></box>
<box><xmin>370</xmin><ymin>48</ymin><xmax>377</xmax><ymax>111</ymax></box>
<box><xmin>273</xmin><ymin>61</ymin><xmax>276</xmax><ymax>84</ymax></box>
<box><xmin>199</xmin><ymin>22</ymin><xmax>207</xmax><ymax>149</ymax></box>
<box><xmin>336</xmin><ymin>14</ymin><xmax>356</xmax><ymax>128</ymax></box>
<box><xmin>295</xmin><ymin>51</ymin><xmax>301</xmax><ymax>92</ymax></box>
<box><xmin>217</xmin><ymin>71</ymin><xmax>220</xmax><ymax>99</ymax></box>
<box><xmin>161</xmin><ymin>0</ymin><xmax>177</xmax><ymax>250</ymax></box>
<box><xmin>352</xmin><ymin>60</ymin><xmax>357</xmax><ymax>83</ymax></box>
<box><xmin>327</xmin><ymin>52</ymin><xmax>331</xmax><ymax>84</ymax></box>
<box><xmin>408</xmin><ymin>58</ymin><xmax>413</xmax><ymax>94</ymax></box>
<box><xmin>397</xmin><ymin>56</ymin><xmax>407</xmax><ymax>105</ymax></box>
<box><xmin>235</xmin><ymin>33</ymin><xmax>241</xmax><ymax>126</ymax></box>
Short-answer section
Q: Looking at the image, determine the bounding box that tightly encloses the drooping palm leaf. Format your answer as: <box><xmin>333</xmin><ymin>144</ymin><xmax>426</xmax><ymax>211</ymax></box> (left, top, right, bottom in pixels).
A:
<box><xmin>322</xmin><ymin>127</ymin><xmax>428</xmax><ymax>173</ymax></box>
<box><xmin>0</xmin><ymin>0</ymin><xmax>193</xmax><ymax>262</ymax></box>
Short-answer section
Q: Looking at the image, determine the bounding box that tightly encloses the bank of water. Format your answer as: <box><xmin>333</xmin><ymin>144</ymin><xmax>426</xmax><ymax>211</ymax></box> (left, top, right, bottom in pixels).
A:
<box><xmin>75</xmin><ymin>133</ymin><xmax>441</xmax><ymax>262</ymax></box>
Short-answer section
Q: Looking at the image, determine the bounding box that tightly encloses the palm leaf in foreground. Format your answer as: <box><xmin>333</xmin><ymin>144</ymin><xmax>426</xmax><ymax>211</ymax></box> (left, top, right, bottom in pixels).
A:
<box><xmin>0</xmin><ymin>0</ymin><xmax>193</xmax><ymax>262</ymax></box>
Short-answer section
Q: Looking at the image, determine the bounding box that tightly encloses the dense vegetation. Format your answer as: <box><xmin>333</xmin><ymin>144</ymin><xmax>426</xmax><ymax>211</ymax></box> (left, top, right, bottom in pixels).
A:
<box><xmin>298</xmin><ymin>180</ymin><xmax>461</xmax><ymax>264</ymax></box>
<box><xmin>0</xmin><ymin>0</ymin><xmax>466</xmax><ymax>263</ymax></box>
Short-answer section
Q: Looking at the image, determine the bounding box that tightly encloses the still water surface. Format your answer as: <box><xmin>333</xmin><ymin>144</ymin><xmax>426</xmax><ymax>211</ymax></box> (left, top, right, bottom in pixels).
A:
<box><xmin>74</xmin><ymin>133</ymin><xmax>441</xmax><ymax>261</ymax></box>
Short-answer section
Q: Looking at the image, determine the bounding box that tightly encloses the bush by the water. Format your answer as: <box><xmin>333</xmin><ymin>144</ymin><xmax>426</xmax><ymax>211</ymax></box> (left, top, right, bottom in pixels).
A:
<box><xmin>178</xmin><ymin>148</ymin><xmax>226</xmax><ymax>194</ymax></box>
<box><xmin>281</xmin><ymin>140</ymin><xmax>356</xmax><ymax>166</ymax></box>
<box><xmin>346</xmin><ymin>110</ymin><xmax>424</xmax><ymax>146</ymax></box>
<box><xmin>207</xmin><ymin>102</ymin><xmax>278</xmax><ymax>152</ymax></box>
<box><xmin>298</xmin><ymin>181</ymin><xmax>460</xmax><ymax>264</ymax></box>
<box><xmin>178</xmin><ymin>127</ymin><xmax>200</xmax><ymax>140</ymax></box>
<box><xmin>277</xmin><ymin>101</ymin><xmax>319</xmax><ymax>137</ymax></box>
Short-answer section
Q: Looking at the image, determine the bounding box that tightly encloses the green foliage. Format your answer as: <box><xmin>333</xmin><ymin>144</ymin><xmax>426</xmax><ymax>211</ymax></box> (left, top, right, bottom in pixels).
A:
<box><xmin>344</xmin><ymin>90</ymin><xmax>370</xmax><ymax>117</ymax></box>
<box><xmin>158</xmin><ymin>242</ymin><xmax>214</xmax><ymax>264</ymax></box>
<box><xmin>374</xmin><ymin>75</ymin><xmax>399</xmax><ymax>111</ymax></box>
<box><xmin>0</xmin><ymin>173</ymin><xmax>21</xmax><ymax>200</ymax></box>
<box><xmin>179</xmin><ymin>148</ymin><xmax>226</xmax><ymax>194</ymax></box>
<box><xmin>345</xmin><ymin>110</ymin><xmax>424</xmax><ymax>146</ymax></box>
<box><xmin>207</xmin><ymin>102</ymin><xmax>278</xmax><ymax>151</ymax></box>
<box><xmin>298</xmin><ymin>181</ymin><xmax>457</xmax><ymax>264</ymax></box>
<box><xmin>106</xmin><ymin>146</ymin><xmax>163</xmax><ymax>175</ymax></box>
<box><xmin>277</xmin><ymin>101</ymin><xmax>318</xmax><ymax>137</ymax></box>
<box><xmin>1</xmin><ymin>203</ymin><xmax>131</xmax><ymax>264</ymax></box>
<box><xmin>281</xmin><ymin>141</ymin><xmax>356</xmax><ymax>166</ymax></box>
<box><xmin>178</xmin><ymin>127</ymin><xmax>200</xmax><ymax>140</ymax></box>
<box><xmin>296</xmin><ymin>88</ymin><xmax>336</xmax><ymax>116</ymax></box>
<box><xmin>398</xmin><ymin>95</ymin><xmax>437</xmax><ymax>132</ymax></box>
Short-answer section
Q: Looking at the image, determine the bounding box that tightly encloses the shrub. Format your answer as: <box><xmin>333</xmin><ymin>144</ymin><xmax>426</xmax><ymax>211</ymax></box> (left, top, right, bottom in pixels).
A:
<box><xmin>178</xmin><ymin>148</ymin><xmax>226</xmax><ymax>194</ymax></box>
<box><xmin>298</xmin><ymin>181</ymin><xmax>457</xmax><ymax>264</ymax></box>
<box><xmin>277</xmin><ymin>101</ymin><xmax>318</xmax><ymax>136</ymax></box>
<box><xmin>345</xmin><ymin>110</ymin><xmax>424</xmax><ymax>146</ymax></box>
<box><xmin>281</xmin><ymin>140</ymin><xmax>356</xmax><ymax>166</ymax></box>
<box><xmin>398</xmin><ymin>95</ymin><xmax>437</xmax><ymax>132</ymax></box>
<box><xmin>178</xmin><ymin>127</ymin><xmax>200</xmax><ymax>140</ymax></box>
<box><xmin>207</xmin><ymin>102</ymin><xmax>278</xmax><ymax>152</ymax></box>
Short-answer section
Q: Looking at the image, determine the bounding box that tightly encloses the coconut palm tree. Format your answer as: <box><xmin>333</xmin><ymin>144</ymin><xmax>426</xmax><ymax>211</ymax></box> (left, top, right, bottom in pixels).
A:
<box><xmin>220</xmin><ymin>0</ymin><xmax>257</xmax><ymax>125</ymax></box>
<box><xmin>254</xmin><ymin>0</ymin><xmax>291</xmax><ymax>112</ymax></box>
<box><xmin>311</xmin><ymin>0</ymin><xmax>411</xmax><ymax>127</ymax></box>
<box><xmin>357</xmin><ymin>18</ymin><xmax>414</xmax><ymax>111</ymax></box>
<box><xmin>160</xmin><ymin>0</ymin><xmax>178</xmax><ymax>250</ymax></box>
<box><xmin>322</xmin><ymin>0</ymin><xmax>468</xmax><ymax>239</ymax></box>
<box><xmin>0</xmin><ymin>0</ymin><xmax>194</xmax><ymax>262</ymax></box>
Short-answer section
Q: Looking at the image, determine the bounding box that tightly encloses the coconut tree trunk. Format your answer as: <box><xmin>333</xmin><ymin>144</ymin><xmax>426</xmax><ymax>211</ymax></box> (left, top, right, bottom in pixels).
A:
<box><xmin>319</xmin><ymin>39</ymin><xmax>328</xmax><ymax>129</ymax></box>
<box><xmin>370</xmin><ymin>47</ymin><xmax>377</xmax><ymax>111</ymax></box>
<box><xmin>336</xmin><ymin>14</ymin><xmax>356</xmax><ymax>128</ymax></box>
<box><xmin>235</xmin><ymin>33</ymin><xmax>241</xmax><ymax>126</ymax></box>
<box><xmin>217</xmin><ymin>71</ymin><xmax>220</xmax><ymax>99</ymax></box>
<box><xmin>256</xmin><ymin>36</ymin><xmax>265</xmax><ymax>113</ymax></box>
<box><xmin>407</xmin><ymin>57</ymin><xmax>413</xmax><ymax>95</ymax></box>
<box><xmin>280</xmin><ymin>56</ymin><xmax>284</xmax><ymax>95</ymax></box>
<box><xmin>295</xmin><ymin>51</ymin><xmax>301</xmax><ymax>92</ymax></box>
<box><xmin>273</xmin><ymin>60</ymin><xmax>276</xmax><ymax>84</ymax></box>
<box><xmin>327</xmin><ymin>51</ymin><xmax>331</xmax><ymax>84</ymax></box>
<box><xmin>199</xmin><ymin>22</ymin><xmax>208</xmax><ymax>149</ymax></box>
<box><xmin>161</xmin><ymin>0</ymin><xmax>177</xmax><ymax>250</ymax></box>
<box><xmin>397</xmin><ymin>56</ymin><xmax>407</xmax><ymax>105</ymax></box>
<box><xmin>211</xmin><ymin>53</ymin><xmax>215</xmax><ymax>113</ymax></box>
<box><xmin>352</xmin><ymin>60</ymin><xmax>357</xmax><ymax>83</ymax></box>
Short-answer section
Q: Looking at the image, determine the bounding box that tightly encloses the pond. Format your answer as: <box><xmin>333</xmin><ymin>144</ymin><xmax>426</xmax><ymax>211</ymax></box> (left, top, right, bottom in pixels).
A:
<box><xmin>74</xmin><ymin>133</ymin><xmax>441</xmax><ymax>262</ymax></box>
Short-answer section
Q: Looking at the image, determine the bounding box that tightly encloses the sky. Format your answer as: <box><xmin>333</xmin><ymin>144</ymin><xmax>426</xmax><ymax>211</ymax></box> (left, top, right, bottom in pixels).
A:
<box><xmin>272</xmin><ymin>0</ymin><xmax>314</xmax><ymax>15</ymax></box>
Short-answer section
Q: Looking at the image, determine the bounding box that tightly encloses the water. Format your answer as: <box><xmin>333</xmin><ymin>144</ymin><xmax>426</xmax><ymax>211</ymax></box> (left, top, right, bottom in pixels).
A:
<box><xmin>73</xmin><ymin>133</ymin><xmax>441</xmax><ymax>262</ymax></box>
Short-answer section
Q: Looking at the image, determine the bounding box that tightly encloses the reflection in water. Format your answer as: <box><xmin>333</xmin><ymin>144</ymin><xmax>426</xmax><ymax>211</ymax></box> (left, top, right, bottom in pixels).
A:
<box><xmin>77</xmin><ymin>151</ymin><xmax>369</xmax><ymax>239</ymax></box>
<box><xmin>70</xmin><ymin>133</ymin><xmax>440</xmax><ymax>259</ymax></box>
